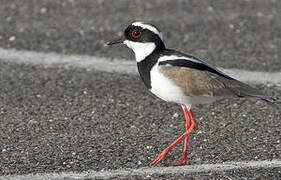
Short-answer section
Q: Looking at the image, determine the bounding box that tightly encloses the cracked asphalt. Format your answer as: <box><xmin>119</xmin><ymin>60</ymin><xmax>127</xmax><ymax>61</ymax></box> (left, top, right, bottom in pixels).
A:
<box><xmin>0</xmin><ymin>0</ymin><xmax>280</xmax><ymax>179</ymax></box>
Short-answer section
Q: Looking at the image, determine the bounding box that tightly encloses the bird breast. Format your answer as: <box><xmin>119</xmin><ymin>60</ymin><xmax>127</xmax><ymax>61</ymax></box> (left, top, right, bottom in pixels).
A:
<box><xmin>150</xmin><ymin>64</ymin><xmax>220</xmax><ymax>106</ymax></box>
<box><xmin>150</xmin><ymin>64</ymin><xmax>190</xmax><ymax>105</ymax></box>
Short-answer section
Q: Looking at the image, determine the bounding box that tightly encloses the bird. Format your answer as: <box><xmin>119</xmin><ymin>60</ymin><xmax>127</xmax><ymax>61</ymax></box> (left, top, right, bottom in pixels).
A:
<box><xmin>107</xmin><ymin>21</ymin><xmax>274</xmax><ymax>166</ymax></box>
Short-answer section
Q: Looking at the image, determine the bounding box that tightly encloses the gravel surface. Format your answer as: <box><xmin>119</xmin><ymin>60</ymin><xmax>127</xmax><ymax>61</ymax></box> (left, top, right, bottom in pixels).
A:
<box><xmin>0</xmin><ymin>0</ymin><xmax>280</xmax><ymax>179</ymax></box>
<box><xmin>0</xmin><ymin>62</ymin><xmax>280</xmax><ymax>178</ymax></box>
<box><xmin>0</xmin><ymin>0</ymin><xmax>281</xmax><ymax>71</ymax></box>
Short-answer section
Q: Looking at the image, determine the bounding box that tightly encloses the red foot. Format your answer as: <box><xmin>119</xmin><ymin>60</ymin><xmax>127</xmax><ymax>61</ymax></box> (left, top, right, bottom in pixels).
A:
<box><xmin>166</xmin><ymin>160</ymin><xmax>187</xmax><ymax>166</ymax></box>
<box><xmin>151</xmin><ymin>149</ymin><xmax>169</xmax><ymax>165</ymax></box>
<box><xmin>151</xmin><ymin>132</ymin><xmax>188</xmax><ymax>165</ymax></box>
<box><xmin>151</xmin><ymin>106</ymin><xmax>198</xmax><ymax>166</ymax></box>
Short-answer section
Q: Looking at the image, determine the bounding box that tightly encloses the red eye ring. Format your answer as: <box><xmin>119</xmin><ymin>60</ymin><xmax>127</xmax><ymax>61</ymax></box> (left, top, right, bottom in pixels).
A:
<box><xmin>131</xmin><ymin>30</ymin><xmax>141</xmax><ymax>38</ymax></box>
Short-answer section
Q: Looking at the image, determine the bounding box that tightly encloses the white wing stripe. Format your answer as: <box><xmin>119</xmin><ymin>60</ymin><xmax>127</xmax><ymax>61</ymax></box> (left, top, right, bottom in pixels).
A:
<box><xmin>158</xmin><ymin>55</ymin><xmax>232</xmax><ymax>79</ymax></box>
<box><xmin>158</xmin><ymin>55</ymin><xmax>203</xmax><ymax>64</ymax></box>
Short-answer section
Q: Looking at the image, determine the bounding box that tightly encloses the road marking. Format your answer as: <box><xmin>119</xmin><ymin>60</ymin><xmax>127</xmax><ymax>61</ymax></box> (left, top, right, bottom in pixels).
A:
<box><xmin>0</xmin><ymin>48</ymin><xmax>137</xmax><ymax>74</ymax></box>
<box><xmin>0</xmin><ymin>48</ymin><xmax>281</xmax><ymax>85</ymax></box>
<box><xmin>1</xmin><ymin>159</ymin><xmax>281</xmax><ymax>180</ymax></box>
<box><xmin>0</xmin><ymin>49</ymin><xmax>280</xmax><ymax>179</ymax></box>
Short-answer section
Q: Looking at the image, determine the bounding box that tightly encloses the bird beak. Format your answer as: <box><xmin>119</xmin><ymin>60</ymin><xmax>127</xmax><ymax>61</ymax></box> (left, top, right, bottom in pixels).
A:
<box><xmin>107</xmin><ymin>37</ymin><xmax>125</xmax><ymax>46</ymax></box>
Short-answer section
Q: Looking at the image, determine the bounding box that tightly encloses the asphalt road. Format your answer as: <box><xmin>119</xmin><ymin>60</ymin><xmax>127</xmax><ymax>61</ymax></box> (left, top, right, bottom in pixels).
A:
<box><xmin>0</xmin><ymin>0</ymin><xmax>281</xmax><ymax>179</ymax></box>
<box><xmin>0</xmin><ymin>0</ymin><xmax>281</xmax><ymax>72</ymax></box>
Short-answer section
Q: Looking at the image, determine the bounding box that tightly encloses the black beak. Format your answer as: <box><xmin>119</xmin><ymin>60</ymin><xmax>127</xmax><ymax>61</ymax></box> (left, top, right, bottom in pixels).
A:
<box><xmin>107</xmin><ymin>37</ymin><xmax>125</xmax><ymax>46</ymax></box>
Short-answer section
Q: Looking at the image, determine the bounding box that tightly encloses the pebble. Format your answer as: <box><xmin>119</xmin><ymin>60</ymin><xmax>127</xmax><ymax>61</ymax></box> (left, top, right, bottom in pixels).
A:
<box><xmin>9</xmin><ymin>36</ymin><xmax>16</xmax><ymax>42</ymax></box>
<box><xmin>40</xmin><ymin>7</ymin><xmax>48</xmax><ymax>14</ymax></box>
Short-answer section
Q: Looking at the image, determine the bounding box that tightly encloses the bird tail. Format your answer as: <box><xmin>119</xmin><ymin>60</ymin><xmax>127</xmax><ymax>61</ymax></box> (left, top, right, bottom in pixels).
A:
<box><xmin>228</xmin><ymin>80</ymin><xmax>280</xmax><ymax>122</ymax></box>
<box><xmin>227</xmin><ymin>80</ymin><xmax>274</xmax><ymax>102</ymax></box>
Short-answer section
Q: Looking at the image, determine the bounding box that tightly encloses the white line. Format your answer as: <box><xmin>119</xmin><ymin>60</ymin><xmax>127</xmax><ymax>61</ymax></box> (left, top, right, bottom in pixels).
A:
<box><xmin>0</xmin><ymin>48</ymin><xmax>281</xmax><ymax>85</ymax></box>
<box><xmin>0</xmin><ymin>48</ymin><xmax>137</xmax><ymax>74</ymax></box>
<box><xmin>0</xmin><ymin>48</ymin><xmax>280</xmax><ymax>179</ymax></box>
<box><xmin>1</xmin><ymin>159</ymin><xmax>281</xmax><ymax>180</ymax></box>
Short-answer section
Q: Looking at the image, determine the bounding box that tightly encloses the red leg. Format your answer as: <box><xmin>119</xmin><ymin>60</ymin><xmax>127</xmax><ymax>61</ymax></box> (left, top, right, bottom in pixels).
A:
<box><xmin>166</xmin><ymin>132</ymin><xmax>190</xmax><ymax>166</ymax></box>
<box><xmin>188</xmin><ymin>108</ymin><xmax>198</xmax><ymax>130</ymax></box>
<box><xmin>151</xmin><ymin>105</ymin><xmax>197</xmax><ymax>166</ymax></box>
<box><xmin>151</xmin><ymin>131</ymin><xmax>189</xmax><ymax>165</ymax></box>
<box><xmin>166</xmin><ymin>106</ymin><xmax>194</xmax><ymax>166</ymax></box>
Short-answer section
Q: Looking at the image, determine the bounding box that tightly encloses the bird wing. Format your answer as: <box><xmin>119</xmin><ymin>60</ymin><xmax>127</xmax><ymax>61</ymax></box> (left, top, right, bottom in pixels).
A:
<box><xmin>158</xmin><ymin>56</ymin><xmax>268</xmax><ymax>100</ymax></box>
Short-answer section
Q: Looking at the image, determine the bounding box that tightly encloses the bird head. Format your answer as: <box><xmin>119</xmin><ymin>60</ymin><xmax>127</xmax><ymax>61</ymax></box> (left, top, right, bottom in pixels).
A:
<box><xmin>107</xmin><ymin>22</ymin><xmax>165</xmax><ymax>62</ymax></box>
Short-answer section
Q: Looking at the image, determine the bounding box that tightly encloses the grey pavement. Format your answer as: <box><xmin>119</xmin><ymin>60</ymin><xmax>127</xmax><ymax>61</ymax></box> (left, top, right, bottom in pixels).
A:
<box><xmin>0</xmin><ymin>0</ymin><xmax>281</xmax><ymax>72</ymax></box>
<box><xmin>0</xmin><ymin>0</ymin><xmax>281</xmax><ymax>179</ymax></box>
<box><xmin>0</xmin><ymin>60</ymin><xmax>280</xmax><ymax>179</ymax></box>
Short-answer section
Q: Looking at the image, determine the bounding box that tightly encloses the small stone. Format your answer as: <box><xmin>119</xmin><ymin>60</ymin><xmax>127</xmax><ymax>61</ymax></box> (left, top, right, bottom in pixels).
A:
<box><xmin>28</xmin><ymin>120</ymin><xmax>38</xmax><ymax>124</ymax></box>
<box><xmin>172</xmin><ymin>113</ymin><xmax>179</xmax><ymax>118</ymax></box>
<box><xmin>207</xmin><ymin>6</ymin><xmax>214</xmax><ymax>12</ymax></box>
<box><xmin>9</xmin><ymin>36</ymin><xmax>16</xmax><ymax>42</ymax></box>
<box><xmin>19</xmin><ymin>28</ymin><xmax>25</xmax><ymax>32</ymax></box>
<box><xmin>6</xmin><ymin>17</ymin><xmax>12</xmax><ymax>22</ymax></box>
<box><xmin>40</xmin><ymin>7</ymin><xmax>48</xmax><ymax>14</ymax></box>
<box><xmin>97</xmin><ymin>0</ymin><xmax>104</xmax><ymax>4</ymax></box>
<box><xmin>183</xmin><ymin>34</ymin><xmax>189</xmax><ymax>42</ymax></box>
<box><xmin>146</xmin><ymin>146</ymin><xmax>152</xmax><ymax>149</ymax></box>
<box><xmin>257</xmin><ymin>12</ymin><xmax>263</xmax><ymax>17</ymax></box>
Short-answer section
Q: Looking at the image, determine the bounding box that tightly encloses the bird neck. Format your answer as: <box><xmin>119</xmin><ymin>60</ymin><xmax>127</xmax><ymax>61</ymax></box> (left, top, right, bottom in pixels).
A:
<box><xmin>125</xmin><ymin>39</ymin><xmax>166</xmax><ymax>62</ymax></box>
<box><xmin>136</xmin><ymin>45</ymin><xmax>165</xmax><ymax>89</ymax></box>
<box><xmin>137</xmin><ymin>41</ymin><xmax>165</xmax><ymax>62</ymax></box>
<box><xmin>133</xmin><ymin>42</ymin><xmax>157</xmax><ymax>62</ymax></box>
<box><xmin>155</xmin><ymin>39</ymin><xmax>166</xmax><ymax>51</ymax></box>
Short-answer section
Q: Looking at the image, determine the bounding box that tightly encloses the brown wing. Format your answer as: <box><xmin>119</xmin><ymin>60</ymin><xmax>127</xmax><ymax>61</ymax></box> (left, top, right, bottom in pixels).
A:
<box><xmin>159</xmin><ymin>66</ymin><xmax>268</xmax><ymax>99</ymax></box>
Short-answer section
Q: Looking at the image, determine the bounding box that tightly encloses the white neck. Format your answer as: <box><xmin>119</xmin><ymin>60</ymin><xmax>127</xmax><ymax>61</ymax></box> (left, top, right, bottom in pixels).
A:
<box><xmin>124</xmin><ymin>40</ymin><xmax>156</xmax><ymax>62</ymax></box>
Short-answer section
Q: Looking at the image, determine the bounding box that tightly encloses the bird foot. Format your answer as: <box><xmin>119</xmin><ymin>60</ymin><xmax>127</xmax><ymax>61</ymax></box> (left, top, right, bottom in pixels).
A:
<box><xmin>151</xmin><ymin>149</ymin><xmax>169</xmax><ymax>165</ymax></box>
<box><xmin>166</xmin><ymin>160</ymin><xmax>187</xmax><ymax>166</ymax></box>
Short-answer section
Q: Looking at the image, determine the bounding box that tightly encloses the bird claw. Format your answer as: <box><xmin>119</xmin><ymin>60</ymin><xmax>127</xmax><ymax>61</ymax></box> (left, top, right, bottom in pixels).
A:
<box><xmin>165</xmin><ymin>160</ymin><xmax>187</xmax><ymax>166</ymax></box>
<box><xmin>151</xmin><ymin>150</ymin><xmax>169</xmax><ymax>165</ymax></box>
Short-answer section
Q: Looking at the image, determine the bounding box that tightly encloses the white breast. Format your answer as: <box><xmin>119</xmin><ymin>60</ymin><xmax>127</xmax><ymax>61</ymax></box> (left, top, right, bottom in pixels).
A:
<box><xmin>150</xmin><ymin>64</ymin><xmax>219</xmax><ymax>107</ymax></box>
<box><xmin>150</xmin><ymin>64</ymin><xmax>189</xmax><ymax>104</ymax></box>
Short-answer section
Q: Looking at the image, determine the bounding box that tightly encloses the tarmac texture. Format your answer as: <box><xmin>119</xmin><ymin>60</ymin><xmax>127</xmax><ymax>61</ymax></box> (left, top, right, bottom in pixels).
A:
<box><xmin>0</xmin><ymin>0</ymin><xmax>280</xmax><ymax>179</ymax></box>
<box><xmin>0</xmin><ymin>0</ymin><xmax>281</xmax><ymax>71</ymax></box>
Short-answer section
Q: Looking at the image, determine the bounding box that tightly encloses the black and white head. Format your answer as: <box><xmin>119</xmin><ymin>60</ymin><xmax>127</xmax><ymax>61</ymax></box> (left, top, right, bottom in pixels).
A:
<box><xmin>108</xmin><ymin>22</ymin><xmax>165</xmax><ymax>62</ymax></box>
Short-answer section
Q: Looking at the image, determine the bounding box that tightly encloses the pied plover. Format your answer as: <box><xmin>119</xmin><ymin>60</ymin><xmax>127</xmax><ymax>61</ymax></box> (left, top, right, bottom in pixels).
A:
<box><xmin>107</xmin><ymin>22</ymin><xmax>274</xmax><ymax>166</ymax></box>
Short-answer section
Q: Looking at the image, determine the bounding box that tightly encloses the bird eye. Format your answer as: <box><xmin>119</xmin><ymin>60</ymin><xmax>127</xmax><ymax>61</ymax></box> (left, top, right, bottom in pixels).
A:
<box><xmin>131</xmin><ymin>30</ymin><xmax>141</xmax><ymax>38</ymax></box>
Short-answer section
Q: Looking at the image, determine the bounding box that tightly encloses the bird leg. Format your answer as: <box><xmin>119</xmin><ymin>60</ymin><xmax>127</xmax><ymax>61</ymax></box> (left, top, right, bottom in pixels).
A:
<box><xmin>166</xmin><ymin>106</ymin><xmax>197</xmax><ymax>166</ymax></box>
<box><xmin>151</xmin><ymin>106</ymin><xmax>197</xmax><ymax>166</ymax></box>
